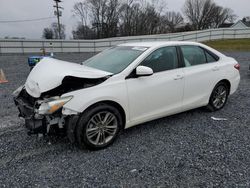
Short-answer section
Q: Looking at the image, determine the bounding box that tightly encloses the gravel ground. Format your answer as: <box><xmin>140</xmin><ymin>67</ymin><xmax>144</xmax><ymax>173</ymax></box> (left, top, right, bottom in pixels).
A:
<box><xmin>0</xmin><ymin>52</ymin><xmax>250</xmax><ymax>187</ymax></box>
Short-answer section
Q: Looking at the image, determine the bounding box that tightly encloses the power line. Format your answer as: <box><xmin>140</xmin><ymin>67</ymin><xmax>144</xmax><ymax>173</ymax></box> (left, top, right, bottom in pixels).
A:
<box><xmin>0</xmin><ymin>17</ymin><xmax>56</xmax><ymax>23</ymax></box>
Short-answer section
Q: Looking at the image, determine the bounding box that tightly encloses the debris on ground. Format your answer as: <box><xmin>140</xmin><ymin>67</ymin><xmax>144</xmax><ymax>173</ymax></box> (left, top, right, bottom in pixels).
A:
<box><xmin>211</xmin><ymin>116</ymin><xmax>228</xmax><ymax>121</ymax></box>
<box><xmin>130</xmin><ymin>169</ymin><xmax>137</xmax><ymax>173</ymax></box>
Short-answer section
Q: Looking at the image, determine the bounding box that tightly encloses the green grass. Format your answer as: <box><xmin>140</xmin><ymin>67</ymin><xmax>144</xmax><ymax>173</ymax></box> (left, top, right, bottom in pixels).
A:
<box><xmin>203</xmin><ymin>39</ymin><xmax>250</xmax><ymax>51</ymax></box>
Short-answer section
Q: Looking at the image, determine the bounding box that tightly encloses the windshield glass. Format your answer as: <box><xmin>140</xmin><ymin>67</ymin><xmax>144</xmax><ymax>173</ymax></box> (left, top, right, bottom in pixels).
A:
<box><xmin>82</xmin><ymin>46</ymin><xmax>148</xmax><ymax>74</ymax></box>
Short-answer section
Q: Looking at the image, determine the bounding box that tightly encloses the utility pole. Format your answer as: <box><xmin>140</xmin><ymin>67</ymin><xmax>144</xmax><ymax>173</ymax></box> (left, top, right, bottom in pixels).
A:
<box><xmin>53</xmin><ymin>0</ymin><xmax>63</xmax><ymax>39</ymax></box>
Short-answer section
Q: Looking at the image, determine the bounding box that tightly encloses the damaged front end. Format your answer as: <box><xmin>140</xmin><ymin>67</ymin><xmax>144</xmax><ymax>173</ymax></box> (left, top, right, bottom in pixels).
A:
<box><xmin>13</xmin><ymin>57</ymin><xmax>112</xmax><ymax>138</ymax></box>
<box><xmin>13</xmin><ymin>76</ymin><xmax>109</xmax><ymax>137</ymax></box>
<box><xmin>13</xmin><ymin>87</ymin><xmax>71</xmax><ymax>135</ymax></box>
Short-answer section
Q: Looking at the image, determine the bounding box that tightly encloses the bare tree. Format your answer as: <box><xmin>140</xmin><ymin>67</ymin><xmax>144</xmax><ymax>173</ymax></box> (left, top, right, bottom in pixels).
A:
<box><xmin>42</xmin><ymin>28</ymin><xmax>54</xmax><ymax>39</ymax></box>
<box><xmin>42</xmin><ymin>23</ymin><xmax>66</xmax><ymax>39</ymax></box>
<box><xmin>104</xmin><ymin>0</ymin><xmax>120</xmax><ymax>37</ymax></box>
<box><xmin>71</xmin><ymin>0</ymin><xmax>237</xmax><ymax>38</ymax></box>
<box><xmin>72</xmin><ymin>0</ymin><xmax>120</xmax><ymax>38</ymax></box>
<box><xmin>135</xmin><ymin>4</ymin><xmax>158</xmax><ymax>35</ymax></box>
<box><xmin>73</xmin><ymin>1</ymin><xmax>89</xmax><ymax>27</ymax></box>
<box><xmin>183</xmin><ymin>0</ymin><xmax>214</xmax><ymax>30</ymax></box>
<box><xmin>72</xmin><ymin>25</ymin><xmax>94</xmax><ymax>39</ymax></box>
<box><xmin>86</xmin><ymin>0</ymin><xmax>120</xmax><ymax>38</ymax></box>
<box><xmin>119</xmin><ymin>1</ymin><xmax>142</xmax><ymax>36</ymax></box>
<box><xmin>51</xmin><ymin>22</ymin><xmax>66</xmax><ymax>39</ymax></box>
<box><xmin>162</xmin><ymin>12</ymin><xmax>184</xmax><ymax>32</ymax></box>
<box><xmin>72</xmin><ymin>1</ymin><xmax>91</xmax><ymax>39</ymax></box>
<box><xmin>183</xmin><ymin>0</ymin><xmax>237</xmax><ymax>30</ymax></box>
<box><xmin>212</xmin><ymin>7</ymin><xmax>237</xmax><ymax>27</ymax></box>
<box><xmin>119</xmin><ymin>0</ymin><xmax>162</xmax><ymax>36</ymax></box>
<box><xmin>226</xmin><ymin>9</ymin><xmax>237</xmax><ymax>23</ymax></box>
<box><xmin>72</xmin><ymin>0</ymin><xmax>186</xmax><ymax>38</ymax></box>
<box><xmin>151</xmin><ymin>0</ymin><xmax>167</xmax><ymax>15</ymax></box>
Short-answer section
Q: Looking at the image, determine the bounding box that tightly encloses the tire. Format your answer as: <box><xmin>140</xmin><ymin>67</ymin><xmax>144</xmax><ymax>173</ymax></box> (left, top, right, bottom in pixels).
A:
<box><xmin>76</xmin><ymin>103</ymin><xmax>122</xmax><ymax>150</ymax></box>
<box><xmin>206</xmin><ymin>82</ymin><xmax>229</xmax><ymax>112</ymax></box>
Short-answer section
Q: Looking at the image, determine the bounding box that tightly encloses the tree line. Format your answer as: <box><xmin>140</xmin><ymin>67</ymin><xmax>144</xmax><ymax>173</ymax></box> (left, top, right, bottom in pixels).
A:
<box><xmin>43</xmin><ymin>0</ymin><xmax>237</xmax><ymax>39</ymax></box>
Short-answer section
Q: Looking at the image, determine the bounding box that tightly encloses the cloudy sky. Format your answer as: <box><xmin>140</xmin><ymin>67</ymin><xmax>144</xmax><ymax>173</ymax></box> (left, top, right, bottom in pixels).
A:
<box><xmin>0</xmin><ymin>0</ymin><xmax>249</xmax><ymax>39</ymax></box>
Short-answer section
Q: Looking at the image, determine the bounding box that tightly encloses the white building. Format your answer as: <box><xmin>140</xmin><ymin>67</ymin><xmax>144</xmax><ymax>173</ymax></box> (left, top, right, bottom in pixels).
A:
<box><xmin>231</xmin><ymin>17</ymin><xmax>250</xmax><ymax>29</ymax></box>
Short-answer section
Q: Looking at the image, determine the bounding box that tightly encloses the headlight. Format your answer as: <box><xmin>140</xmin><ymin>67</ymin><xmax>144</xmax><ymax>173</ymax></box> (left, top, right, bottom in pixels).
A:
<box><xmin>38</xmin><ymin>96</ymin><xmax>73</xmax><ymax>115</ymax></box>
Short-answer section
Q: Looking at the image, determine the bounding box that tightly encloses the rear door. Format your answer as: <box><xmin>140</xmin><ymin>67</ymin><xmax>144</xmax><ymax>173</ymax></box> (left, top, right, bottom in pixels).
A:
<box><xmin>179</xmin><ymin>45</ymin><xmax>220</xmax><ymax>110</ymax></box>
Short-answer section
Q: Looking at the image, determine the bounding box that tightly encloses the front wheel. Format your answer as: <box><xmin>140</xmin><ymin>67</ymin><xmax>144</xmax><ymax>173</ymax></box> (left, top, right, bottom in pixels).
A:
<box><xmin>207</xmin><ymin>82</ymin><xmax>229</xmax><ymax>112</ymax></box>
<box><xmin>76</xmin><ymin>103</ymin><xmax>122</xmax><ymax>150</ymax></box>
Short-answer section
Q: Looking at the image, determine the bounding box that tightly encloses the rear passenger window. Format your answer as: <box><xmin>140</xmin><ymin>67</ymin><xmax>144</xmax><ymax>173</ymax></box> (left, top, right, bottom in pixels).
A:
<box><xmin>205</xmin><ymin>50</ymin><xmax>219</xmax><ymax>63</ymax></box>
<box><xmin>180</xmin><ymin>46</ymin><xmax>206</xmax><ymax>67</ymax></box>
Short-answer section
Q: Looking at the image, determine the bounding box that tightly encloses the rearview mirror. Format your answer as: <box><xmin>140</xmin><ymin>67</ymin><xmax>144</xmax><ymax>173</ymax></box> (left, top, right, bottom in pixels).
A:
<box><xmin>136</xmin><ymin>66</ymin><xmax>153</xmax><ymax>77</ymax></box>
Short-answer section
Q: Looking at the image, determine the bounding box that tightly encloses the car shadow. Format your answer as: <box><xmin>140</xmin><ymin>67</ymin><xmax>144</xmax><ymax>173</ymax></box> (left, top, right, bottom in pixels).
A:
<box><xmin>11</xmin><ymin>106</ymin><xmax>213</xmax><ymax>154</ymax></box>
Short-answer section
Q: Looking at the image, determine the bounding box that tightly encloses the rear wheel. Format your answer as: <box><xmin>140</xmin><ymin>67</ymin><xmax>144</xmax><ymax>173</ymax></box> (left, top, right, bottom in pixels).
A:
<box><xmin>76</xmin><ymin>103</ymin><xmax>122</xmax><ymax>150</ymax></box>
<box><xmin>207</xmin><ymin>82</ymin><xmax>229</xmax><ymax>112</ymax></box>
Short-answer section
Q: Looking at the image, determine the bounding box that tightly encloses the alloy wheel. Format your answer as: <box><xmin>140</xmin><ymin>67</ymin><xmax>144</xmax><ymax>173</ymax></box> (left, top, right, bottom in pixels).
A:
<box><xmin>212</xmin><ymin>85</ymin><xmax>227</xmax><ymax>109</ymax></box>
<box><xmin>86</xmin><ymin>111</ymin><xmax>118</xmax><ymax>146</ymax></box>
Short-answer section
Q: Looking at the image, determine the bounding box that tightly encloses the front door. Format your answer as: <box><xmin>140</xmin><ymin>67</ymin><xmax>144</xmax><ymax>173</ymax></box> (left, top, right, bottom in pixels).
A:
<box><xmin>126</xmin><ymin>46</ymin><xmax>184</xmax><ymax>126</ymax></box>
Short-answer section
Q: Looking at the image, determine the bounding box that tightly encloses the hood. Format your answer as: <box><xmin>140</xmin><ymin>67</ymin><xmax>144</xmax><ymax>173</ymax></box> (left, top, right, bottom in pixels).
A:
<box><xmin>25</xmin><ymin>57</ymin><xmax>112</xmax><ymax>98</ymax></box>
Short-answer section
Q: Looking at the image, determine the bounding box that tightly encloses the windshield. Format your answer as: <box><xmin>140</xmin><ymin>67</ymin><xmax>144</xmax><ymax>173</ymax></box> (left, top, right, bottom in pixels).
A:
<box><xmin>82</xmin><ymin>46</ymin><xmax>148</xmax><ymax>74</ymax></box>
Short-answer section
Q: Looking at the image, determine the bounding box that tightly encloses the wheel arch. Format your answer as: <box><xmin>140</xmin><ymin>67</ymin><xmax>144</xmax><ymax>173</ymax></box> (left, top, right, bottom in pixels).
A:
<box><xmin>217</xmin><ymin>79</ymin><xmax>231</xmax><ymax>93</ymax></box>
<box><xmin>207</xmin><ymin>79</ymin><xmax>231</xmax><ymax>105</ymax></box>
<box><xmin>83</xmin><ymin>100</ymin><xmax>127</xmax><ymax>130</ymax></box>
<box><xmin>206</xmin><ymin>79</ymin><xmax>231</xmax><ymax>112</ymax></box>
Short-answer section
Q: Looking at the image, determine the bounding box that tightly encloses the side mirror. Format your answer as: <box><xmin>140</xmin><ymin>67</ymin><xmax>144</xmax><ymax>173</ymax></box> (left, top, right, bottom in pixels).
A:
<box><xmin>136</xmin><ymin>66</ymin><xmax>153</xmax><ymax>77</ymax></box>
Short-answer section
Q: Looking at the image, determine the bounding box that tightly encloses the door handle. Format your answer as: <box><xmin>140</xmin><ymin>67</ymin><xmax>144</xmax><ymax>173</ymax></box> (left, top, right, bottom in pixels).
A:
<box><xmin>212</xmin><ymin>66</ymin><xmax>219</xmax><ymax>71</ymax></box>
<box><xmin>174</xmin><ymin>75</ymin><xmax>184</xmax><ymax>80</ymax></box>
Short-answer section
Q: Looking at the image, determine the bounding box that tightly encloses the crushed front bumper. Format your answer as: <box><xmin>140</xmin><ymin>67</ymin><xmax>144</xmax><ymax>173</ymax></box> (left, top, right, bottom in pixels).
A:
<box><xmin>14</xmin><ymin>88</ymin><xmax>47</xmax><ymax>134</ymax></box>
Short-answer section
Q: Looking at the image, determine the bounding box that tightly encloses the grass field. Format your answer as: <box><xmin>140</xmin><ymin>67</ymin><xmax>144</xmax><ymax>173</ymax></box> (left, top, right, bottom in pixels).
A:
<box><xmin>203</xmin><ymin>39</ymin><xmax>250</xmax><ymax>51</ymax></box>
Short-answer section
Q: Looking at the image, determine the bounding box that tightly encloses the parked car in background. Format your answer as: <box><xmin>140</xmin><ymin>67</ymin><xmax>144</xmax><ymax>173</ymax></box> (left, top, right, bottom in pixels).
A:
<box><xmin>13</xmin><ymin>41</ymin><xmax>240</xmax><ymax>150</ymax></box>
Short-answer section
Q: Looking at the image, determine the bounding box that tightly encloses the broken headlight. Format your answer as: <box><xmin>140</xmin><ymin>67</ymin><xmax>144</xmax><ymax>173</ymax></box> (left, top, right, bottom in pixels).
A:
<box><xmin>37</xmin><ymin>96</ymin><xmax>73</xmax><ymax>115</ymax></box>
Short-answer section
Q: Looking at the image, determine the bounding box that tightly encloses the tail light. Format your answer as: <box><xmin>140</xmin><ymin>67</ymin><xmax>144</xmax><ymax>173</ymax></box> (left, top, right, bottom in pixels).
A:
<box><xmin>234</xmin><ymin>63</ymin><xmax>240</xmax><ymax>70</ymax></box>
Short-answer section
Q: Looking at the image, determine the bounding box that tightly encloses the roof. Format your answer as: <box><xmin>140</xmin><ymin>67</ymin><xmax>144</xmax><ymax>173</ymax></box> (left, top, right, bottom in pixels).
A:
<box><xmin>118</xmin><ymin>41</ymin><xmax>225</xmax><ymax>58</ymax></box>
<box><xmin>243</xmin><ymin>21</ymin><xmax>250</xmax><ymax>27</ymax></box>
<box><xmin>219</xmin><ymin>23</ymin><xmax>234</xmax><ymax>28</ymax></box>
<box><xmin>119</xmin><ymin>41</ymin><xmax>200</xmax><ymax>48</ymax></box>
<box><xmin>231</xmin><ymin>20</ymin><xmax>250</xmax><ymax>28</ymax></box>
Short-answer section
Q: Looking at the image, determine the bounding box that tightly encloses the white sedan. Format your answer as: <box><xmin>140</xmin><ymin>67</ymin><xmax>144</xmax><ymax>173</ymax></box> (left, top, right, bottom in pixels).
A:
<box><xmin>14</xmin><ymin>41</ymin><xmax>240</xmax><ymax>150</ymax></box>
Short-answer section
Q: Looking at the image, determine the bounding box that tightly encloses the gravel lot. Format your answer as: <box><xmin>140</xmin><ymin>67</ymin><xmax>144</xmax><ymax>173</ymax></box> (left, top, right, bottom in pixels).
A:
<box><xmin>0</xmin><ymin>51</ymin><xmax>250</xmax><ymax>187</ymax></box>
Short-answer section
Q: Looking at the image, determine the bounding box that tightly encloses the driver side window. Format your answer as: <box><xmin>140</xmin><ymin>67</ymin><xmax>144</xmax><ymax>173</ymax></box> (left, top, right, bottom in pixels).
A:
<box><xmin>140</xmin><ymin>46</ymin><xmax>178</xmax><ymax>73</ymax></box>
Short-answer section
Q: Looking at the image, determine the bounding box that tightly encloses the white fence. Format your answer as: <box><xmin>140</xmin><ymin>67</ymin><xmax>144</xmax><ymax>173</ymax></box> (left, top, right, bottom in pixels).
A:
<box><xmin>1</xmin><ymin>28</ymin><xmax>250</xmax><ymax>54</ymax></box>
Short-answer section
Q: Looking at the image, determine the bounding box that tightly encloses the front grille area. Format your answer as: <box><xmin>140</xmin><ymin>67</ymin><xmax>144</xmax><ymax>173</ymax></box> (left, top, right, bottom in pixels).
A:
<box><xmin>14</xmin><ymin>88</ymin><xmax>47</xmax><ymax>134</ymax></box>
<box><xmin>14</xmin><ymin>88</ymin><xmax>36</xmax><ymax>119</ymax></box>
